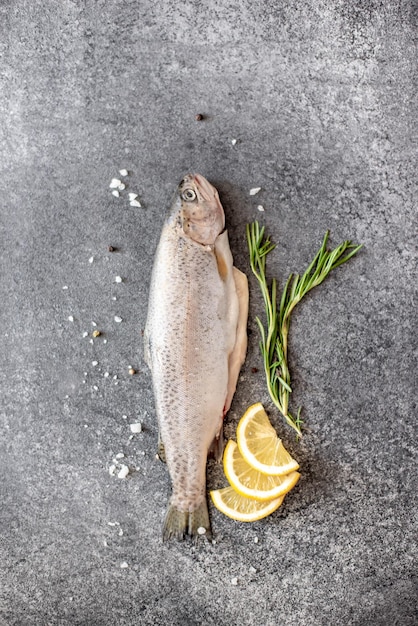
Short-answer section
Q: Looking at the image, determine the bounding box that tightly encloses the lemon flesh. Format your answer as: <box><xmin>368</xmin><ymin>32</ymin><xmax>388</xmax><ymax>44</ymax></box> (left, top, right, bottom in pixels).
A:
<box><xmin>236</xmin><ymin>403</ymin><xmax>300</xmax><ymax>476</ymax></box>
<box><xmin>210</xmin><ymin>486</ymin><xmax>284</xmax><ymax>522</ymax></box>
<box><xmin>224</xmin><ymin>439</ymin><xmax>300</xmax><ymax>501</ymax></box>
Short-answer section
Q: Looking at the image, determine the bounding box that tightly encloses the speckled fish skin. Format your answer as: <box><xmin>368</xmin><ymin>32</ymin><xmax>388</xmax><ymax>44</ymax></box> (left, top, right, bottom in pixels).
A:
<box><xmin>144</xmin><ymin>173</ymin><xmax>247</xmax><ymax>540</ymax></box>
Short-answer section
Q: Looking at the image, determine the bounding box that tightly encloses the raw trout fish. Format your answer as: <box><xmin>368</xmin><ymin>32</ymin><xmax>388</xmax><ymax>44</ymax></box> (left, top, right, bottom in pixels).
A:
<box><xmin>144</xmin><ymin>173</ymin><xmax>248</xmax><ymax>540</ymax></box>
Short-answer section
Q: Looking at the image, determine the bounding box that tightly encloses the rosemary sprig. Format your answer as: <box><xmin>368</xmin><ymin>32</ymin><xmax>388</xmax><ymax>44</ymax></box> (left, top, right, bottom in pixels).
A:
<box><xmin>246</xmin><ymin>221</ymin><xmax>362</xmax><ymax>437</ymax></box>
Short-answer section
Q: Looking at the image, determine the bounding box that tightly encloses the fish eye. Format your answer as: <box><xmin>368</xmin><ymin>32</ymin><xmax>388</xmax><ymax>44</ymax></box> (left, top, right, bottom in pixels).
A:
<box><xmin>181</xmin><ymin>188</ymin><xmax>197</xmax><ymax>202</ymax></box>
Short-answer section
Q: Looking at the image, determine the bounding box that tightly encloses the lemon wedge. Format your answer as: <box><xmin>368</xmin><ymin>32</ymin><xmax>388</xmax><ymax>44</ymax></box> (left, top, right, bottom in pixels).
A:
<box><xmin>236</xmin><ymin>403</ymin><xmax>300</xmax><ymax>476</ymax></box>
<box><xmin>224</xmin><ymin>439</ymin><xmax>300</xmax><ymax>501</ymax></box>
<box><xmin>210</xmin><ymin>486</ymin><xmax>285</xmax><ymax>522</ymax></box>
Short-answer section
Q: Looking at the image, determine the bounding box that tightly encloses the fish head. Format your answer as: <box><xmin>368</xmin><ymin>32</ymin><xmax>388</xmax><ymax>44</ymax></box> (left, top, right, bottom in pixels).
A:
<box><xmin>171</xmin><ymin>174</ymin><xmax>225</xmax><ymax>245</ymax></box>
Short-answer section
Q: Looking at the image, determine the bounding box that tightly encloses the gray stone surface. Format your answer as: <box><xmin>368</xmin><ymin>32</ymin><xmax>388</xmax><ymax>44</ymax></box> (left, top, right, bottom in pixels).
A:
<box><xmin>1</xmin><ymin>1</ymin><xmax>417</xmax><ymax>624</ymax></box>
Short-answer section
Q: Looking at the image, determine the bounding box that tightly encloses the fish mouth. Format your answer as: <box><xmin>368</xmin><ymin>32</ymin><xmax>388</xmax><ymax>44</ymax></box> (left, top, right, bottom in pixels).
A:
<box><xmin>192</xmin><ymin>173</ymin><xmax>214</xmax><ymax>202</ymax></box>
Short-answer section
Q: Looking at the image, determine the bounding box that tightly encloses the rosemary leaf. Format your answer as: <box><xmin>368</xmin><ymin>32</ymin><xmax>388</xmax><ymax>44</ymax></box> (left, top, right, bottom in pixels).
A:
<box><xmin>246</xmin><ymin>221</ymin><xmax>362</xmax><ymax>437</ymax></box>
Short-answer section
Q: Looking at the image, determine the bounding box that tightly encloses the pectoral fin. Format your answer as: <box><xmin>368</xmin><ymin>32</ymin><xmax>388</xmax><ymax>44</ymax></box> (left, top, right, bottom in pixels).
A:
<box><xmin>215</xmin><ymin>247</ymin><xmax>229</xmax><ymax>281</ymax></box>
<box><xmin>214</xmin><ymin>230</ymin><xmax>233</xmax><ymax>282</ymax></box>
<box><xmin>224</xmin><ymin>267</ymin><xmax>249</xmax><ymax>414</ymax></box>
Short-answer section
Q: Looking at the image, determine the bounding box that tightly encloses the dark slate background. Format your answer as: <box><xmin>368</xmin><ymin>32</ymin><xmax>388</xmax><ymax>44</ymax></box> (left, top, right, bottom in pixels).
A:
<box><xmin>1</xmin><ymin>1</ymin><xmax>417</xmax><ymax>625</ymax></box>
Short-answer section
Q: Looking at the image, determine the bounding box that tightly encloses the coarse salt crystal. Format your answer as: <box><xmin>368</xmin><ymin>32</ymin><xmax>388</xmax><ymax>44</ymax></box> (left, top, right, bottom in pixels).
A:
<box><xmin>115</xmin><ymin>452</ymin><xmax>125</xmax><ymax>459</ymax></box>
<box><xmin>109</xmin><ymin>464</ymin><xmax>117</xmax><ymax>475</ymax></box>
<box><xmin>130</xmin><ymin>199</ymin><xmax>141</xmax><ymax>208</ymax></box>
<box><xmin>92</xmin><ymin>361</ymin><xmax>98</xmax><ymax>366</ymax></box>
<box><xmin>120</xmin><ymin>561</ymin><xmax>129</xmax><ymax>569</ymax></box>
<box><xmin>122</xmin><ymin>414</ymin><xmax>127</xmax><ymax>419</ymax></box>
<box><xmin>103</xmin><ymin>339</ymin><xmax>107</xmax><ymax>344</ymax></box>
<box><xmin>112</xmin><ymin>190</ymin><xmax>120</xmax><ymax>198</ymax></box>
<box><xmin>118</xmin><ymin>182</ymin><xmax>126</xmax><ymax>191</ymax></box>
<box><xmin>197</xmin><ymin>527</ymin><xmax>206</xmax><ymax>535</ymax></box>
<box><xmin>62</xmin><ymin>285</ymin><xmax>68</xmax><ymax>290</ymax></box>
<box><xmin>109</xmin><ymin>178</ymin><xmax>121</xmax><ymax>189</ymax></box>
<box><xmin>103</xmin><ymin>540</ymin><xmax>108</xmax><ymax>547</ymax></box>
<box><xmin>89</xmin><ymin>339</ymin><xmax>93</xmax><ymax>344</ymax></box>
<box><xmin>257</xmin><ymin>205</ymin><xmax>265</xmax><ymax>212</ymax></box>
<box><xmin>117</xmin><ymin>465</ymin><xmax>129</xmax><ymax>479</ymax></box>
<box><xmin>93</xmin><ymin>385</ymin><xmax>99</xmax><ymax>391</ymax></box>
<box><xmin>119</xmin><ymin>169</ymin><xmax>128</xmax><ymax>176</ymax></box>
<box><xmin>249</xmin><ymin>187</ymin><xmax>261</xmax><ymax>196</ymax></box>
<box><xmin>129</xmin><ymin>423</ymin><xmax>142</xmax><ymax>434</ymax></box>
<box><xmin>231</xmin><ymin>138</ymin><xmax>237</xmax><ymax>146</ymax></box>
<box><xmin>128</xmin><ymin>193</ymin><xmax>138</xmax><ymax>201</ymax></box>
<box><xmin>89</xmin><ymin>256</ymin><xmax>94</xmax><ymax>263</ymax></box>
<box><xmin>249</xmin><ymin>566</ymin><xmax>257</xmax><ymax>574</ymax></box>
<box><xmin>114</xmin><ymin>316</ymin><xmax>122</xmax><ymax>323</ymax></box>
<box><xmin>104</xmin><ymin>372</ymin><xmax>110</xmax><ymax>378</ymax></box>
<box><xmin>92</xmin><ymin>321</ymin><xmax>97</xmax><ymax>326</ymax></box>
<box><xmin>254</xmin><ymin>537</ymin><xmax>259</xmax><ymax>543</ymax></box>
<box><xmin>231</xmin><ymin>577</ymin><xmax>238</xmax><ymax>586</ymax></box>
<box><xmin>112</xmin><ymin>296</ymin><xmax>117</xmax><ymax>301</ymax></box>
<box><xmin>82</xmin><ymin>331</ymin><xmax>88</xmax><ymax>338</ymax></box>
<box><xmin>118</xmin><ymin>528</ymin><xmax>124</xmax><ymax>536</ymax></box>
<box><xmin>115</xmin><ymin>276</ymin><xmax>122</xmax><ymax>283</ymax></box>
<box><xmin>68</xmin><ymin>315</ymin><xmax>74</xmax><ymax>322</ymax></box>
<box><xmin>108</xmin><ymin>521</ymin><xmax>119</xmax><ymax>526</ymax></box>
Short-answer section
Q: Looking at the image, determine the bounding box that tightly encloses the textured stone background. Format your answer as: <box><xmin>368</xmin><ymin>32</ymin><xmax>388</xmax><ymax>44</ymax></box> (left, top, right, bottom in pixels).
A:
<box><xmin>1</xmin><ymin>1</ymin><xmax>417</xmax><ymax>624</ymax></box>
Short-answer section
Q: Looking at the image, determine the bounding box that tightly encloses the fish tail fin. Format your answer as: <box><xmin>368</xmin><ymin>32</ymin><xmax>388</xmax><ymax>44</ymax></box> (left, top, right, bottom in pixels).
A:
<box><xmin>189</xmin><ymin>499</ymin><xmax>212</xmax><ymax>539</ymax></box>
<box><xmin>163</xmin><ymin>499</ymin><xmax>211</xmax><ymax>541</ymax></box>
<box><xmin>163</xmin><ymin>506</ymin><xmax>188</xmax><ymax>541</ymax></box>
